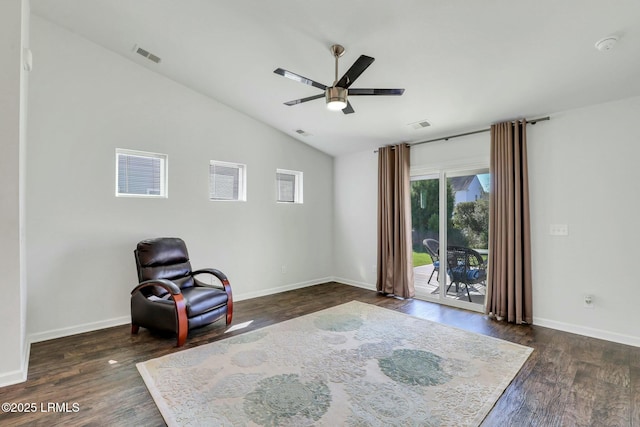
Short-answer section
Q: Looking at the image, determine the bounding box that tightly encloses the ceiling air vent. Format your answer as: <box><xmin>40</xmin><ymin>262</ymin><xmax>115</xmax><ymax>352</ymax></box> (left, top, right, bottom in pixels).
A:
<box><xmin>133</xmin><ymin>45</ymin><xmax>161</xmax><ymax>64</ymax></box>
<box><xmin>295</xmin><ymin>129</ymin><xmax>312</xmax><ymax>137</ymax></box>
<box><xmin>409</xmin><ymin>119</ymin><xmax>431</xmax><ymax>130</ymax></box>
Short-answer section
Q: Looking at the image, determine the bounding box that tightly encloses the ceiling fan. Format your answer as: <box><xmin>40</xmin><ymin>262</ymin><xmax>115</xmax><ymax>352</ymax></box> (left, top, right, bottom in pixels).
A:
<box><xmin>274</xmin><ymin>44</ymin><xmax>404</xmax><ymax>114</ymax></box>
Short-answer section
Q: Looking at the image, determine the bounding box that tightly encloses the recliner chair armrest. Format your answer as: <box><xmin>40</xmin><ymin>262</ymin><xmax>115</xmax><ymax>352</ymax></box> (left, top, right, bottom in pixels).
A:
<box><xmin>191</xmin><ymin>268</ymin><xmax>233</xmax><ymax>325</ymax></box>
<box><xmin>131</xmin><ymin>278</ymin><xmax>188</xmax><ymax>347</ymax></box>
<box><xmin>131</xmin><ymin>278</ymin><xmax>182</xmax><ymax>295</ymax></box>
<box><xmin>191</xmin><ymin>268</ymin><xmax>228</xmax><ymax>283</ymax></box>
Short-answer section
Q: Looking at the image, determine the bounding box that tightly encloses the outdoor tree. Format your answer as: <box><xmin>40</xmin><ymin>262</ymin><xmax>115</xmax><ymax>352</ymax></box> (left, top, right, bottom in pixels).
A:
<box><xmin>410</xmin><ymin>179</ymin><xmax>456</xmax><ymax>251</ymax></box>
<box><xmin>452</xmin><ymin>199</ymin><xmax>489</xmax><ymax>248</ymax></box>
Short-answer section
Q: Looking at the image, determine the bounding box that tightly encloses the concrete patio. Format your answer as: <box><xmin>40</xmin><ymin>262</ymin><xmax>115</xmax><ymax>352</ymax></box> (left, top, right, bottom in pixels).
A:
<box><xmin>414</xmin><ymin>263</ymin><xmax>486</xmax><ymax>304</ymax></box>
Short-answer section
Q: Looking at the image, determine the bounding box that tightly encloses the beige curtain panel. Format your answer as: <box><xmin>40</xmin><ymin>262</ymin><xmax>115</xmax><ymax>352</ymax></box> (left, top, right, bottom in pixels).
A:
<box><xmin>487</xmin><ymin>120</ymin><xmax>533</xmax><ymax>324</ymax></box>
<box><xmin>377</xmin><ymin>144</ymin><xmax>414</xmax><ymax>299</ymax></box>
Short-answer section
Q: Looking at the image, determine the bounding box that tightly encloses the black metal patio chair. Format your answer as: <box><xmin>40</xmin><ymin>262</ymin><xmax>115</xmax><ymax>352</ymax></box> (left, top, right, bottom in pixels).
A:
<box><xmin>445</xmin><ymin>246</ymin><xmax>487</xmax><ymax>302</ymax></box>
<box><xmin>422</xmin><ymin>238</ymin><xmax>441</xmax><ymax>284</ymax></box>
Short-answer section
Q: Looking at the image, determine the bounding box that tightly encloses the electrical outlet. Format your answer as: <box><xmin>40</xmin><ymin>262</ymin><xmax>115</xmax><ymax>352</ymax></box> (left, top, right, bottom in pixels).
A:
<box><xmin>281</xmin><ymin>264</ymin><xmax>287</xmax><ymax>274</ymax></box>
<box><xmin>583</xmin><ymin>294</ymin><xmax>594</xmax><ymax>309</ymax></box>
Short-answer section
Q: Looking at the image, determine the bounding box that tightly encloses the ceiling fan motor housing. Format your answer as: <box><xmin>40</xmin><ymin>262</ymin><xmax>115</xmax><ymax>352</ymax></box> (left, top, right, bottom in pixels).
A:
<box><xmin>326</xmin><ymin>86</ymin><xmax>348</xmax><ymax>110</ymax></box>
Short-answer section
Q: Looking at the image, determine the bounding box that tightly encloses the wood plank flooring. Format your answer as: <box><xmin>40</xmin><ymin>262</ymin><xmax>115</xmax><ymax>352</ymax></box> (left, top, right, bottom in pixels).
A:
<box><xmin>1</xmin><ymin>282</ymin><xmax>638</xmax><ymax>426</ymax></box>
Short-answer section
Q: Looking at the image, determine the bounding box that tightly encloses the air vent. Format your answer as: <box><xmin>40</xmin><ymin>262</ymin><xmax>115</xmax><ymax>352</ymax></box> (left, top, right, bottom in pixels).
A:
<box><xmin>133</xmin><ymin>44</ymin><xmax>161</xmax><ymax>64</ymax></box>
<box><xmin>409</xmin><ymin>119</ymin><xmax>431</xmax><ymax>130</ymax></box>
<box><xmin>294</xmin><ymin>129</ymin><xmax>312</xmax><ymax>137</ymax></box>
<box><xmin>147</xmin><ymin>53</ymin><xmax>161</xmax><ymax>63</ymax></box>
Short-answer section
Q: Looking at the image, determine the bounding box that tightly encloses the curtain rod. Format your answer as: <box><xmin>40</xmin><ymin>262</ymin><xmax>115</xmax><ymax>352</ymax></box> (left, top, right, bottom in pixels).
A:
<box><xmin>374</xmin><ymin>116</ymin><xmax>550</xmax><ymax>152</ymax></box>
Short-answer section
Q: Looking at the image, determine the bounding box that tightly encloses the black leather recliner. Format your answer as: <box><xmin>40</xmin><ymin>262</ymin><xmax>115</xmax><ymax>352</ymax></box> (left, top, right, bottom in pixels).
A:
<box><xmin>130</xmin><ymin>237</ymin><xmax>233</xmax><ymax>347</ymax></box>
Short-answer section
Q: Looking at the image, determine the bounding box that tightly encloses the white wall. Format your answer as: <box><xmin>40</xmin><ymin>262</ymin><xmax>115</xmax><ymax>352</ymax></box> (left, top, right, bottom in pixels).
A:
<box><xmin>335</xmin><ymin>97</ymin><xmax>640</xmax><ymax>347</ymax></box>
<box><xmin>529</xmin><ymin>96</ymin><xmax>640</xmax><ymax>345</ymax></box>
<box><xmin>333</xmin><ymin>150</ymin><xmax>378</xmax><ymax>287</ymax></box>
<box><xmin>0</xmin><ymin>0</ymin><xmax>30</xmax><ymax>387</ymax></box>
<box><xmin>26</xmin><ymin>17</ymin><xmax>334</xmax><ymax>342</ymax></box>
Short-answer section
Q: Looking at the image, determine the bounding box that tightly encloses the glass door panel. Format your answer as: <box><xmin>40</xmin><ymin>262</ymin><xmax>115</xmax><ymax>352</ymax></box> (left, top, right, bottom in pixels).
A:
<box><xmin>410</xmin><ymin>175</ymin><xmax>441</xmax><ymax>300</ymax></box>
<box><xmin>445</xmin><ymin>172</ymin><xmax>490</xmax><ymax>306</ymax></box>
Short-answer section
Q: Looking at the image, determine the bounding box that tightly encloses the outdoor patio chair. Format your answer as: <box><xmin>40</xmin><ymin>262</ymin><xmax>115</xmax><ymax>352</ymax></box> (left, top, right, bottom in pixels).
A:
<box><xmin>423</xmin><ymin>238</ymin><xmax>441</xmax><ymax>284</ymax></box>
<box><xmin>446</xmin><ymin>245</ymin><xmax>487</xmax><ymax>302</ymax></box>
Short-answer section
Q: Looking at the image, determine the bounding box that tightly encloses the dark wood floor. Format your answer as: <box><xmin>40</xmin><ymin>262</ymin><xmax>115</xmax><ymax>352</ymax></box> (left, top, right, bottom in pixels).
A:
<box><xmin>1</xmin><ymin>282</ymin><xmax>638</xmax><ymax>426</ymax></box>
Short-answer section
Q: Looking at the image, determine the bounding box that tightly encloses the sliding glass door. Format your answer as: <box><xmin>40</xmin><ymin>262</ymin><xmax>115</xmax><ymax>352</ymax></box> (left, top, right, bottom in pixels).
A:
<box><xmin>411</xmin><ymin>174</ymin><xmax>441</xmax><ymax>300</ymax></box>
<box><xmin>411</xmin><ymin>168</ymin><xmax>489</xmax><ymax>310</ymax></box>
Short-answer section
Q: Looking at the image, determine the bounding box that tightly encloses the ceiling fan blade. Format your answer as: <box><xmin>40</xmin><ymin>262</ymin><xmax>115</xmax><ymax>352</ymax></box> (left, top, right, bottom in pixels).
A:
<box><xmin>274</xmin><ymin>68</ymin><xmax>327</xmax><ymax>91</ymax></box>
<box><xmin>342</xmin><ymin>101</ymin><xmax>355</xmax><ymax>114</ymax></box>
<box><xmin>336</xmin><ymin>55</ymin><xmax>375</xmax><ymax>88</ymax></box>
<box><xmin>349</xmin><ymin>88</ymin><xmax>405</xmax><ymax>96</ymax></box>
<box><xmin>283</xmin><ymin>93</ymin><xmax>325</xmax><ymax>106</ymax></box>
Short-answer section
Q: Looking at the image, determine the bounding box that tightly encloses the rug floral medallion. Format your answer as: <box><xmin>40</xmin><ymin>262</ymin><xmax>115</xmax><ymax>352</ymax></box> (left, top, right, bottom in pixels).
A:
<box><xmin>137</xmin><ymin>301</ymin><xmax>533</xmax><ymax>426</ymax></box>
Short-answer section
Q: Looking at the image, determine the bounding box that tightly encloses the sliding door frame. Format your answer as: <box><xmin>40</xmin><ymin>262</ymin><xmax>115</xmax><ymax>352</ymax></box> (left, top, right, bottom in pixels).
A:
<box><xmin>411</xmin><ymin>159</ymin><xmax>489</xmax><ymax>313</ymax></box>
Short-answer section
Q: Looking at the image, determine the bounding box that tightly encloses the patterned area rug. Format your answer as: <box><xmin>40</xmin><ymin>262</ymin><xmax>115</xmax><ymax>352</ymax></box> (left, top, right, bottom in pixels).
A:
<box><xmin>137</xmin><ymin>301</ymin><xmax>532</xmax><ymax>426</ymax></box>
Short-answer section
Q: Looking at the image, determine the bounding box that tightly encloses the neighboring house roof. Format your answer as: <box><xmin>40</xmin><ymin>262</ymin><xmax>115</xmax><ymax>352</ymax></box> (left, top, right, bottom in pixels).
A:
<box><xmin>449</xmin><ymin>176</ymin><xmax>476</xmax><ymax>192</ymax></box>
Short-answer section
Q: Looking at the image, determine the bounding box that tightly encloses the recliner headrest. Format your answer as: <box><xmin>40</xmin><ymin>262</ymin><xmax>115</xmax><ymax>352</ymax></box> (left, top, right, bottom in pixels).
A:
<box><xmin>136</xmin><ymin>237</ymin><xmax>190</xmax><ymax>267</ymax></box>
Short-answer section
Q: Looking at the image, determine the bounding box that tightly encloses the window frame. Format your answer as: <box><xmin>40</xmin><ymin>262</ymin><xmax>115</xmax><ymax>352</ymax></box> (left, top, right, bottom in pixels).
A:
<box><xmin>276</xmin><ymin>168</ymin><xmax>303</xmax><ymax>204</ymax></box>
<box><xmin>209</xmin><ymin>160</ymin><xmax>247</xmax><ymax>202</ymax></box>
<box><xmin>115</xmin><ymin>148</ymin><xmax>168</xmax><ymax>198</ymax></box>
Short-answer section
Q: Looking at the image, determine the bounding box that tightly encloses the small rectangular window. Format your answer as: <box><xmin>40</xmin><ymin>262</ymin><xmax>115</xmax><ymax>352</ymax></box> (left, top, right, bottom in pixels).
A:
<box><xmin>210</xmin><ymin>160</ymin><xmax>246</xmax><ymax>201</ymax></box>
<box><xmin>116</xmin><ymin>149</ymin><xmax>167</xmax><ymax>197</ymax></box>
<box><xmin>276</xmin><ymin>169</ymin><xmax>303</xmax><ymax>203</ymax></box>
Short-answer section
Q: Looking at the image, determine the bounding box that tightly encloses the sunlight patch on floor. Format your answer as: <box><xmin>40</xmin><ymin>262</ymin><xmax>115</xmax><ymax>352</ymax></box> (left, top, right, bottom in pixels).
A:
<box><xmin>225</xmin><ymin>320</ymin><xmax>254</xmax><ymax>333</ymax></box>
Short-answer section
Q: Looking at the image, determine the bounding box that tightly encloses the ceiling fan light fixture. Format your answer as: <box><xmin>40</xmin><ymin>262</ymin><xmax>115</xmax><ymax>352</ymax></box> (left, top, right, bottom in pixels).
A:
<box><xmin>326</xmin><ymin>87</ymin><xmax>348</xmax><ymax>111</ymax></box>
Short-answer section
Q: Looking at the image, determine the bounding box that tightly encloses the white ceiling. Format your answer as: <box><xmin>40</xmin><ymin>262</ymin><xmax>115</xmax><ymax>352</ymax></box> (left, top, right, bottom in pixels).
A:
<box><xmin>31</xmin><ymin>0</ymin><xmax>640</xmax><ymax>157</ymax></box>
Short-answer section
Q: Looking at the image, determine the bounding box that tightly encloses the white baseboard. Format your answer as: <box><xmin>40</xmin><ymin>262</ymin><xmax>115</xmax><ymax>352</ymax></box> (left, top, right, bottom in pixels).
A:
<box><xmin>0</xmin><ymin>367</ymin><xmax>28</xmax><ymax>388</ymax></box>
<box><xmin>234</xmin><ymin>277</ymin><xmax>335</xmax><ymax>301</ymax></box>
<box><xmin>28</xmin><ymin>278</ymin><xmax>337</xmax><ymax>344</ymax></box>
<box><xmin>0</xmin><ymin>341</ymin><xmax>30</xmax><ymax>388</ymax></box>
<box><xmin>332</xmin><ymin>277</ymin><xmax>376</xmax><ymax>291</ymax></box>
<box><xmin>533</xmin><ymin>317</ymin><xmax>640</xmax><ymax>348</ymax></box>
<box><xmin>334</xmin><ymin>278</ymin><xmax>640</xmax><ymax>348</ymax></box>
<box><xmin>29</xmin><ymin>315</ymin><xmax>131</xmax><ymax>344</ymax></box>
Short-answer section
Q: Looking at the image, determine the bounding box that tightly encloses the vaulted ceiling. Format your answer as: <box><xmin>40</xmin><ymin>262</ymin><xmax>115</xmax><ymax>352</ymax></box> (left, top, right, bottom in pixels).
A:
<box><xmin>31</xmin><ymin>0</ymin><xmax>640</xmax><ymax>156</ymax></box>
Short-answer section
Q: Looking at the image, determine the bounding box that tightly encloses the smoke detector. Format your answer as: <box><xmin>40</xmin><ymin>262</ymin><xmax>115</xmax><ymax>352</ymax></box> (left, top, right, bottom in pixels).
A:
<box><xmin>595</xmin><ymin>36</ymin><xmax>618</xmax><ymax>52</ymax></box>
